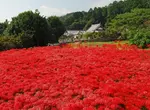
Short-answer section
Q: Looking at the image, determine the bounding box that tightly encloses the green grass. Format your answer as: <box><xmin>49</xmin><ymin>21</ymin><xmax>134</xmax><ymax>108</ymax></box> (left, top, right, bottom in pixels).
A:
<box><xmin>75</xmin><ymin>40</ymin><xmax>129</xmax><ymax>47</ymax></box>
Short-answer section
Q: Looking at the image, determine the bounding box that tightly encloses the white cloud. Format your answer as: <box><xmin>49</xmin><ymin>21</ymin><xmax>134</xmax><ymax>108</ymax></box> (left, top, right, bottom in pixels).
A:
<box><xmin>39</xmin><ymin>5</ymin><xmax>71</xmax><ymax>17</ymax></box>
<box><xmin>91</xmin><ymin>0</ymin><xmax>121</xmax><ymax>8</ymax></box>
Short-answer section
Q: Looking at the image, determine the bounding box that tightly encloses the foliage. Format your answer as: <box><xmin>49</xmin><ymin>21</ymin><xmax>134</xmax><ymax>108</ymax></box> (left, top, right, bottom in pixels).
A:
<box><xmin>128</xmin><ymin>29</ymin><xmax>150</xmax><ymax>48</ymax></box>
<box><xmin>0</xmin><ymin>20</ymin><xmax>8</xmax><ymax>35</ymax></box>
<box><xmin>82</xmin><ymin>32</ymin><xmax>95</xmax><ymax>39</ymax></box>
<box><xmin>60</xmin><ymin>11</ymin><xmax>87</xmax><ymax>30</ymax></box>
<box><xmin>107</xmin><ymin>1</ymin><xmax>126</xmax><ymax>19</ymax></box>
<box><xmin>60</xmin><ymin>0</ymin><xmax>150</xmax><ymax>30</ymax></box>
<box><xmin>60</xmin><ymin>8</ymin><xmax>106</xmax><ymax>30</ymax></box>
<box><xmin>82</xmin><ymin>31</ymin><xmax>118</xmax><ymax>41</ymax></box>
<box><xmin>0</xmin><ymin>36</ymin><xmax>22</xmax><ymax>51</ymax></box>
<box><xmin>18</xmin><ymin>31</ymin><xmax>35</xmax><ymax>48</ymax></box>
<box><xmin>0</xmin><ymin>11</ymin><xmax>66</xmax><ymax>50</ymax></box>
<box><xmin>124</xmin><ymin>0</ymin><xmax>150</xmax><ymax>12</ymax></box>
<box><xmin>83</xmin><ymin>19</ymin><xmax>94</xmax><ymax>30</ymax></box>
<box><xmin>5</xmin><ymin>11</ymin><xmax>51</xmax><ymax>46</ymax></box>
<box><xmin>47</xmin><ymin>16</ymin><xmax>66</xmax><ymax>43</ymax></box>
<box><xmin>107</xmin><ymin>8</ymin><xmax>150</xmax><ymax>40</ymax></box>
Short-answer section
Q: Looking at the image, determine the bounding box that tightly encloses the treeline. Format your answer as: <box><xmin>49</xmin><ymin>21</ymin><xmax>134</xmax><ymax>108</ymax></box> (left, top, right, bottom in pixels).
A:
<box><xmin>107</xmin><ymin>8</ymin><xmax>150</xmax><ymax>48</ymax></box>
<box><xmin>0</xmin><ymin>10</ymin><xmax>66</xmax><ymax>51</ymax></box>
<box><xmin>60</xmin><ymin>0</ymin><xmax>150</xmax><ymax>30</ymax></box>
<box><xmin>0</xmin><ymin>0</ymin><xmax>150</xmax><ymax>50</ymax></box>
<box><xmin>80</xmin><ymin>8</ymin><xmax>150</xmax><ymax>48</ymax></box>
<box><xmin>60</xmin><ymin>0</ymin><xmax>150</xmax><ymax>48</ymax></box>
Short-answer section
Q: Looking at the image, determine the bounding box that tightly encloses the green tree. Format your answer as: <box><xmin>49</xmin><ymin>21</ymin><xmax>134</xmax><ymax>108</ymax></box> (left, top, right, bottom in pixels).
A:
<box><xmin>129</xmin><ymin>29</ymin><xmax>150</xmax><ymax>48</ymax></box>
<box><xmin>107</xmin><ymin>8</ymin><xmax>150</xmax><ymax>48</ymax></box>
<box><xmin>84</xmin><ymin>19</ymin><xmax>94</xmax><ymax>30</ymax></box>
<box><xmin>124</xmin><ymin>0</ymin><xmax>150</xmax><ymax>12</ymax></box>
<box><xmin>107</xmin><ymin>9</ymin><xmax>150</xmax><ymax>39</ymax></box>
<box><xmin>47</xmin><ymin>16</ymin><xmax>66</xmax><ymax>43</ymax></box>
<box><xmin>60</xmin><ymin>11</ymin><xmax>87</xmax><ymax>30</ymax></box>
<box><xmin>60</xmin><ymin>0</ymin><xmax>150</xmax><ymax>30</ymax></box>
<box><xmin>107</xmin><ymin>1</ymin><xmax>125</xmax><ymax>20</ymax></box>
<box><xmin>0</xmin><ymin>20</ymin><xmax>8</xmax><ymax>35</ymax></box>
<box><xmin>5</xmin><ymin>10</ymin><xmax>50</xmax><ymax>46</ymax></box>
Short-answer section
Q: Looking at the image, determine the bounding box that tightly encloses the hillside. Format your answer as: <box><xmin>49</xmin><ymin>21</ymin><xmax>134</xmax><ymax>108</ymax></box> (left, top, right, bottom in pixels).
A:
<box><xmin>60</xmin><ymin>0</ymin><xmax>150</xmax><ymax>30</ymax></box>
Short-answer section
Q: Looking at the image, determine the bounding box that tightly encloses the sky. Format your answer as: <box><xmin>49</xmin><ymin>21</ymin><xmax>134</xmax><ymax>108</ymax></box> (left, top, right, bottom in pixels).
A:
<box><xmin>0</xmin><ymin>0</ymin><xmax>120</xmax><ymax>22</ymax></box>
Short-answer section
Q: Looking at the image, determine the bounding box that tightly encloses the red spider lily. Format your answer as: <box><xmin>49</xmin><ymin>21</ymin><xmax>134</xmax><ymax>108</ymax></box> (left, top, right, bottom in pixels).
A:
<box><xmin>0</xmin><ymin>44</ymin><xmax>150</xmax><ymax>109</ymax></box>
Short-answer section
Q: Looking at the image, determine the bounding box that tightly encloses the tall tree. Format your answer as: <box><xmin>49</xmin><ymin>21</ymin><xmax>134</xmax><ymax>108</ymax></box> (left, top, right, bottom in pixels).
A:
<box><xmin>5</xmin><ymin>11</ymin><xmax>51</xmax><ymax>46</ymax></box>
<box><xmin>47</xmin><ymin>16</ymin><xmax>66</xmax><ymax>43</ymax></box>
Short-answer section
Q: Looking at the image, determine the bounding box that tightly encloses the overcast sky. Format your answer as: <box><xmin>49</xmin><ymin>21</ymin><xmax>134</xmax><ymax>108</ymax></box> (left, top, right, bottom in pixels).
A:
<box><xmin>0</xmin><ymin>0</ymin><xmax>120</xmax><ymax>22</ymax></box>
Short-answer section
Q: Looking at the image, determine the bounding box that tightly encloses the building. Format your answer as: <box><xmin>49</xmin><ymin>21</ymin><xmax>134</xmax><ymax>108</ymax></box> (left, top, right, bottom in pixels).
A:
<box><xmin>86</xmin><ymin>23</ymin><xmax>103</xmax><ymax>33</ymax></box>
<box><xmin>62</xmin><ymin>23</ymin><xmax>103</xmax><ymax>42</ymax></box>
<box><xmin>64</xmin><ymin>23</ymin><xmax>103</xmax><ymax>37</ymax></box>
<box><xmin>62</xmin><ymin>30</ymin><xmax>85</xmax><ymax>42</ymax></box>
<box><xmin>64</xmin><ymin>30</ymin><xmax>85</xmax><ymax>38</ymax></box>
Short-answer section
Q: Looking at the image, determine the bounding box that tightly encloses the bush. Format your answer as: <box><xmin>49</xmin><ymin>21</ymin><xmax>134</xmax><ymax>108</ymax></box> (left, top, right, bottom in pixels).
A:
<box><xmin>102</xmin><ymin>31</ymin><xmax>119</xmax><ymax>40</ymax></box>
<box><xmin>128</xmin><ymin>29</ymin><xmax>150</xmax><ymax>48</ymax></box>
<box><xmin>82</xmin><ymin>31</ymin><xmax>119</xmax><ymax>41</ymax></box>
<box><xmin>82</xmin><ymin>32</ymin><xmax>95</xmax><ymax>40</ymax></box>
<box><xmin>0</xmin><ymin>36</ymin><xmax>22</xmax><ymax>51</ymax></box>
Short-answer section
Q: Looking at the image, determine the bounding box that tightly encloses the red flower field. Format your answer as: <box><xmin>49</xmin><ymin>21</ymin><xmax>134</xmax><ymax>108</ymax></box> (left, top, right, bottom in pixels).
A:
<box><xmin>0</xmin><ymin>44</ymin><xmax>150</xmax><ymax>110</ymax></box>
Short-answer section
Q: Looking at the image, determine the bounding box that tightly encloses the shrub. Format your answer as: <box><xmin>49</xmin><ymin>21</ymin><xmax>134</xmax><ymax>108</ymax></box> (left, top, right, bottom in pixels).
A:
<box><xmin>82</xmin><ymin>31</ymin><xmax>119</xmax><ymax>42</ymax></box>
<box><xmin>0</xmin><ymin>36</ymin><xmax>22</xmax><ymax>51</ymax></box>
<box><xmin>82</xmin><ymin>32</ymin><xmax>95</xmax><ymax>40</ymax></box>
<box><xmin>102</xmin><ymin>31</ymin><xmax>119</xmax><ymax>40</ymax></box>
<box><xmin>128</xmin><ymin>29</ymin><xmax>150</xmax><ymax>48</ymax></box>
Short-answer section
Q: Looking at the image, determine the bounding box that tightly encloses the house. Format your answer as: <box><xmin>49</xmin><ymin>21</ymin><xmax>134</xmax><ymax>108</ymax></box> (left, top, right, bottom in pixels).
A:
<box><xmin>86</xmin><ymin>23</ymin><xmax>103</xmax><ymax>33</ymax></box>
<box><xmin>64</xmin><ymin>23</ymin><xmax>103</xmax><ymax>37</ymax></box>
<box><xmin>62</xmin><ymin>23</ymin><xmax>103</xmax><ymax>42</ymax></box>
<box><xmin>64</xmin><ymin>30</ymin><xmax>85</xmax><ymax>38</ymax></box>
<box><xmin>62</xmin><ymin>30</ymin><xmax>85</xmax><ymax>42</ymax></box>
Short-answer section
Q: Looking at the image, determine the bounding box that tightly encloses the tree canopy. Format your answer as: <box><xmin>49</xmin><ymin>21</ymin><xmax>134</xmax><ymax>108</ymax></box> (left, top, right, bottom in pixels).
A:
<box><xmin>107</xmin><ymin>8</ymin><xmax>150</xmax><ymax>36</ymax></box>
<box><xmin>0</xmin><ymin>20</ymin><xmax>8</xmax><ymax>36</ymax></box>
<box><xmin>5</xmin><ymin>11</ymin><xmax>50</xmax><ymax>46</ymax></box>
<box><xmin>2</xmin><ymin>11</ymin><xmax>65</xmax><ymax>48</ymax></box>
<box><xmin>47</xmin><ymin>16</ymin><xmax>66</xmax><ymax>43</ymax></box>
<box><xmin>107</xmin><ymin>8</ymin><xmax>150</xmax><ymax>48</ymax></box>
<box><xmin>60</xmin><ymin>0</ymin><xmax>150</xmax><ymax>30</ymax></box>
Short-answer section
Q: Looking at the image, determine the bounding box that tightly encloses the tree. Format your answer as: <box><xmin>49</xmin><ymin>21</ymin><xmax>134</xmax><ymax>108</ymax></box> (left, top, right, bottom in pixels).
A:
<box><xmin>47</xmin><ymin>16</ymin><xmax>66</xmax><ymax>43</ymax></box>
<box><xmin>107</xmin><ymin>8</ymin><xmax>150</xmax><ymax>34</ymax></box>
<box><xmin>128</xmin><ymin>29</ymin><xmax>150</xmax><ymax>48</ymax></box>
<box><xmin>5</xmin><ymin>11</ymin><xmax>51</xmax><ymax>47</ymax></box>
<box><xmin>0</xmin><ymin>20</ymin><xmax>8</xmax><ymax>35</ymax></box>
<box><xmin>107</xmin><ymin>1</ymin><xmax>125</xmax><ymax>20</ymax></box>
<box><xmin>107</xmin><ymin>8</ymin><xmax>150</xmax><ymax>47</ymax></box>
<box><xmin>124</xmin><ymin>0</ymin><xmax>150</xmax><ymax>12</ymax></box>
<box><xmin>84</xmin><ymin>19</ymin><xmax>94</xmax><ymax>30</ymax></box>
<box><xmin>60</xmin><ymin>0</ymin><xmax>150</xmax><ymax>31</ymax></box>
<box><xmin>60</xmin><ymin>11</ymin><xmax>87</xmax><ymax>30</ymax></box>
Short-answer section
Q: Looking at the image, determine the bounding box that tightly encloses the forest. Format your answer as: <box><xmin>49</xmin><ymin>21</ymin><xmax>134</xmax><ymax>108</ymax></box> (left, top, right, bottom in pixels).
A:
<box><xmin>60</xmin><ymin>0</ymin><xmax>150</xmax><ymax>30</ymax></box>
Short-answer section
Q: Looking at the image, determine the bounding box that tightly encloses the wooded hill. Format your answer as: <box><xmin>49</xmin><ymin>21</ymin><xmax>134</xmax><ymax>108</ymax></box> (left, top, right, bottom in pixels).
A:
<box><xmin>60</xmin><ymin>0</ymin><xmax>150</xmax><ymax>30</ymax></box>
